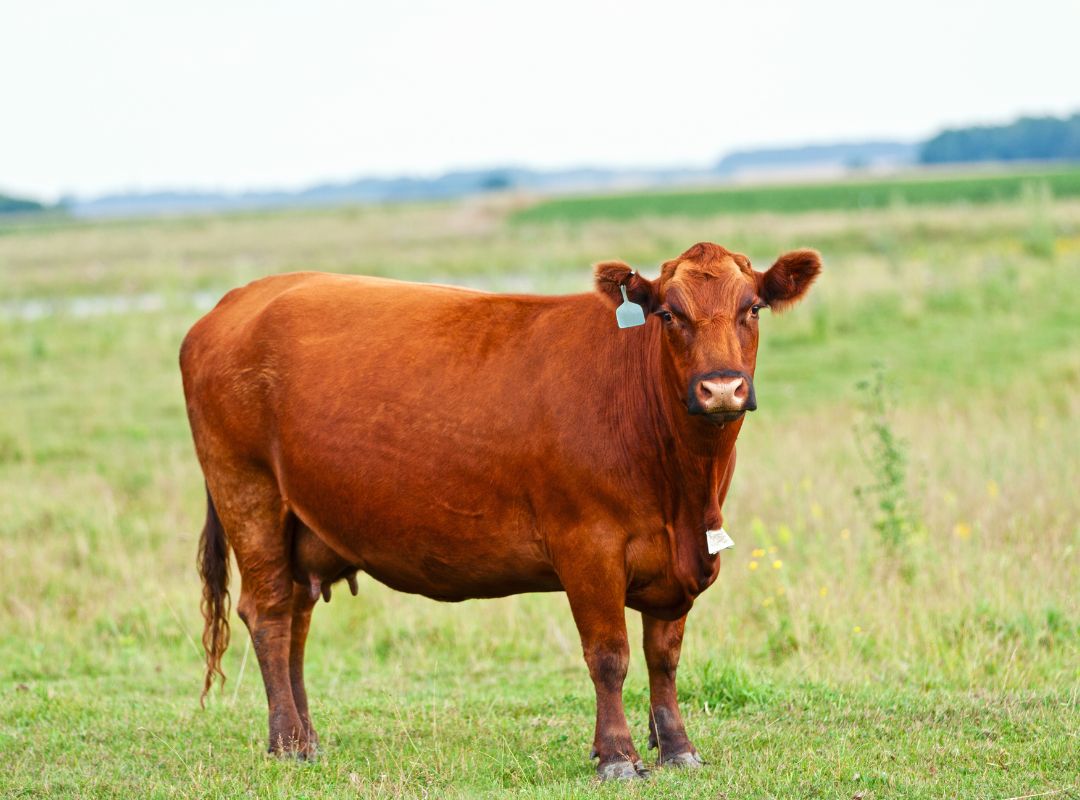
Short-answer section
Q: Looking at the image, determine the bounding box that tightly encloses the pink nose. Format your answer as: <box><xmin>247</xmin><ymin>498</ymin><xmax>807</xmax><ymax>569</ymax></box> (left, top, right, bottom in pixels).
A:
<box><xmin>696</xmin><ymin>376</ymin><xmax>748</xmax><ymax>412</ymax></box>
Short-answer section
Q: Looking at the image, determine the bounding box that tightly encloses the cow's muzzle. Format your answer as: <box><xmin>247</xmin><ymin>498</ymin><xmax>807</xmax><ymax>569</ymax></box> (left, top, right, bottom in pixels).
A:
<box><xmin>688</xmin><ymin>370</ymin><xmax>756</xmax><ymax>419</ymax></box>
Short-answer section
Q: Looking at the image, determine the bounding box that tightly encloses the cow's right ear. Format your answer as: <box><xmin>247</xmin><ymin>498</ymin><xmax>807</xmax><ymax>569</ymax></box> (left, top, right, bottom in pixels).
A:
<box><xmin>593</xmin><ymin>261</ymin><xmax>659</xmax><ymax>313</ymax></box>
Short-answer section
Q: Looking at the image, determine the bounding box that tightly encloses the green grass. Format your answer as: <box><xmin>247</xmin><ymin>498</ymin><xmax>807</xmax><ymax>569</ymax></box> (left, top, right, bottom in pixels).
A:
<box><xmin>512</xmin><ymin>164</ymin><xmax>1080</xmax><ymax>223</ymax></box>
<box><xmin>6</xmin><ymin>671</ymin><xmax>1076</xmax><ymax>798</ymax></box>
<box><xmin>1</xmin><ymin>189</ymin><xmax>1079</xmax><ymax>797</ymax></box>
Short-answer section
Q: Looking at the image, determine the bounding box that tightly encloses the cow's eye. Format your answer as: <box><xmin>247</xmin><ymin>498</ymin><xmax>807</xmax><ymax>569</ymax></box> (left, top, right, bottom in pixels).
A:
<box><xmin>750</xmin><ymin>304</ymin><xmax>764</xmax><ymax>319</ymax></box>
<box><xmin>658</xmin><ymin>310</ymin><xmax>674</xmax><ymax>323</ymax></box>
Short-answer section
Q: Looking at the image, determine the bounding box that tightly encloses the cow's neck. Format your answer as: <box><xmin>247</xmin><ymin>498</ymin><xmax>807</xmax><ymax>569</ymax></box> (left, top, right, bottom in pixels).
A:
<box><xmin>638</xmin><ymin>324</ymin><xmax>743</xmax><ymax>596</ymax></box>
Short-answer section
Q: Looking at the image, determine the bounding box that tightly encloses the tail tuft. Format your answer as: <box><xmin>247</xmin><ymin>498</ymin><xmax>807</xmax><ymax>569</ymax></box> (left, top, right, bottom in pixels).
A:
<box><xmin>197</xmin><ymin>485</ymin><xmax>231</xmax><ymax>706</ymax></box>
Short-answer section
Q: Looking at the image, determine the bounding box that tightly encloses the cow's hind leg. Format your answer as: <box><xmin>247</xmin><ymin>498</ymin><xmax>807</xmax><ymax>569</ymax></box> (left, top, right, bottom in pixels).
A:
<box><xmin>642</xmin><ymin>613</ymin><xmax>702</xmax><ymax>768</ymax></box>
<box><xmin>209</xmin><ymin>469</ymin><xmax>312</xmax><ymax>758</ymax></box>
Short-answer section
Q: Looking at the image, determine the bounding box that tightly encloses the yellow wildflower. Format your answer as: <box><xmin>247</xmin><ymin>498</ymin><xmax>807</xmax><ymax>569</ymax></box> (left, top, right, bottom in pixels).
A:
<box><xmin>986</xmin><ymin>480</ymin><xmax>1000</xmax><ymax>499</ymax></box>
<box><xmin>776</xmin><ymin>586</ymin><xmax>786</xmax><ymax>597</ymax></box>
<box><xmin>748</xmin><ymin>561</ymin><xmax>759</xmax><ymax>571</ymax></box>
<box><xmin>752</xmin><ymin>548</ymin><xmax>766</xmax><ymax>558</ymax></box>
<box><xmin>768</xmin><ymin>545</ymin><xmax>779</xmax><ymax>554</ymax></box>
<box><xmin>819</xmin><ymin>585</ymin><xmax>828</xmax><ymax>598</ymax></box>
<box><xmin>840</xmin><ymin>528</ymin><xmax>851</xmax><ymax>541</ymax></box>
<box><xmin>810</xmin><ymin>502</ymin><xmax>824</xmax><ymax>520</ymax></box>
<box><xmin>953</xmin><ymin>522</ymin><xmax>972</xmax><ymax>540</ymax></box>
<box><xmin>772</xmin><ymin>560</ymin><xmax>783</xmax><ymax>570</ymax></box>
<box><xmin>853</xmin><ymin>625</ymin><xmax>862</xmax><ymax>633</ymax></box>
<box><xmin>762</xmin><ymin>597</ymin><xmax>774</xmax><ymax>607</ymax></box>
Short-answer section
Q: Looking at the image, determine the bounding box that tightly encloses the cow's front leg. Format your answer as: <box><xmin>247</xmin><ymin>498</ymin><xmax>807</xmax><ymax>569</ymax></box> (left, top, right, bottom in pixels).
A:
<box><xmin>563</xmin><ymin>571</ymin><xmax>647</xmax><ymax>780</ymax></box>
<box><xmin>642</xmin><ymin>613</ymin><xmax>704</xmax><ymax>768</ymax></box>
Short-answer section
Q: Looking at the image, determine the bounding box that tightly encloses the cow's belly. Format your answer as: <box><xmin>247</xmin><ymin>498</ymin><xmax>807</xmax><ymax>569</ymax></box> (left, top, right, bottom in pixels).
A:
<box><xmin>282</xmin><ymin>458</ymin><xmax>563</xmax><ymax>601</ymax></box>
<box><xmin>362</xmin><ymin>545</ymin><xmax>563</xmax><ymax>601</ymax></box>
<box><xmin>355</xmin><ymin>508</ymin><xmax>563</xmax><ymax>601</ymax></box>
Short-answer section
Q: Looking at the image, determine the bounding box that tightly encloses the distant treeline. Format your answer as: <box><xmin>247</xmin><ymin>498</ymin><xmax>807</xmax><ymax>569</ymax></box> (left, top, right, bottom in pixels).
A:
<box><xmin>0</xmin><ymin>193</ymin><xmax>47</xmax><ymax>215</ymax></box>
<box><xmin>920</xmin><ymin>113</ymin><xmax>1080</xmax><ymax>164</ymax></box>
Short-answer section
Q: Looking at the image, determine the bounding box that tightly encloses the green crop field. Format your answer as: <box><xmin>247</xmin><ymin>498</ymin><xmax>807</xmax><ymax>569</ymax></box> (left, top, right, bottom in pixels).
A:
<box><xmin>512</xmin><ymin>164</ymin><xmax>1080</xmax><ymax>223</ymax></box>
<box><xmin>1</xmin><ymin>181</ymin><xmax>1079</xmax><ymax>798</ymax></box>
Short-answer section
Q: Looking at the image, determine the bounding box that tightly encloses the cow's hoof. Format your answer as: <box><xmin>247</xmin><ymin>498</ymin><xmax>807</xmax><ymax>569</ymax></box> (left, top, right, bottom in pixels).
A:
<box><xmin>268</xmin><ymin>748</ymin><xmax>317</xmax><ymax>761</ymax></box>
<box><xmin>597</xmin><ymin>758</ymin><xmax>650</xmax><ymax>781</ymax></box>
<box><xmin>268</xmin><ymin>738</ymin><xmax>318</xmax><ymax>761</ymax></box>
<box><xmin>660</xmin><ymin>750</ymin><xmax>705</xmax><ymax>768</ymax></box>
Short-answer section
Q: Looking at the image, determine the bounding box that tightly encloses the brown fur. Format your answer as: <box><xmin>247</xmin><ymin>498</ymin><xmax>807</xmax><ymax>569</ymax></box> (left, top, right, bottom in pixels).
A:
<box><xmin>181</xmin><ymin>241</ymin><xmax>820</xmax><ymax>773</ymax></box>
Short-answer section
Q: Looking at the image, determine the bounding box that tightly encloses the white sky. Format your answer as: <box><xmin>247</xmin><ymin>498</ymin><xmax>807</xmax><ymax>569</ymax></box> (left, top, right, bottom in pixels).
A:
<box><xmin>3</xmin><ymin>0</ymin><xmax>1078</xmax><ymax>200</ymax></box>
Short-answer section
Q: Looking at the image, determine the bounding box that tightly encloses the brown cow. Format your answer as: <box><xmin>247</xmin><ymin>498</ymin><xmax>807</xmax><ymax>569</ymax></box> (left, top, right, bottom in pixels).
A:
<box><xmin>180</xmin><ymin>241</ymin><xmax>820</xmax><ymax>780</ymax></box>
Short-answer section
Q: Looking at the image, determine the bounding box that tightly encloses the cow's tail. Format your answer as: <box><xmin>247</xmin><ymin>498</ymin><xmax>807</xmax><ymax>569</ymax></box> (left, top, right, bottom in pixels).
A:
<box><xmin>197</xmin><ymin>484</ymin><xmax>231</xmax><ymax>707</ymax></box>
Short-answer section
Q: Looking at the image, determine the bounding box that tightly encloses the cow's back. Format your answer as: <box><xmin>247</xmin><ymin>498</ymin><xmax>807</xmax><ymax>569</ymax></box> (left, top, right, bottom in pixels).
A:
<box><xmin>182</xmin><ymin>271</ymin><xmax>602</xmax><ymax>457</ymax></box>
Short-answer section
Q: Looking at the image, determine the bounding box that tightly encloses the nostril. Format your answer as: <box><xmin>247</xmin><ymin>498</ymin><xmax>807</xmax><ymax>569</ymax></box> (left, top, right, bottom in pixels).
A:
<box><xmin>695</xmin><ymin>376</ymin><xmax>749</xmax><ymax>410</ymax></box>
<box><xmin>698</xmin><ymin>380</ymin><xmax>732</xmax><ymax>405</ymax></box>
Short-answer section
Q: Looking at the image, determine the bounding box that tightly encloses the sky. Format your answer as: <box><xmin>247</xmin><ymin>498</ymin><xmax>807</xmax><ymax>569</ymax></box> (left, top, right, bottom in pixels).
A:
<box><xmin>3</xmin><ymin>0</ymin><xmax>1079</xmax><ymax>201</ymax></box>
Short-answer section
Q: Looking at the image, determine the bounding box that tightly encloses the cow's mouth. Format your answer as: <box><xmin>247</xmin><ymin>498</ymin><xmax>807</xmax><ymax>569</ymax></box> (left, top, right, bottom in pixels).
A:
<box><xmin>704</xmin><ymin>408</ymin><xmax>747</xmax><ymax>424</ymax></box>
<box><xmin>683</xmin><ymin>405</ymin><xmax>748</xmax><ymax>424</ymax></box>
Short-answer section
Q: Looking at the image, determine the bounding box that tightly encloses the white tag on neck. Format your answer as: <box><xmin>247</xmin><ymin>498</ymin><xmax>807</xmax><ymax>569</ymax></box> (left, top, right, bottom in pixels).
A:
<box><xmin>706</xmin><ymin>527</ymin><xmax>734</xmax><ymax>554</ymax></box>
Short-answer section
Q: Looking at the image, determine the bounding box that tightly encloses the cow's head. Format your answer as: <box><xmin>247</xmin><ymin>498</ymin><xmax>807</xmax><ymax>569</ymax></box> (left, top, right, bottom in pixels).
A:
<box><xmin>595</xmin><ymin>242</ymin><xmax>821</xmax><ymax>421</ymax></box>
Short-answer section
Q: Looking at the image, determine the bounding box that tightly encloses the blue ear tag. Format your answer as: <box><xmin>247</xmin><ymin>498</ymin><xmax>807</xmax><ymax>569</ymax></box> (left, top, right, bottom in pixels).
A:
<box><xmin>615</xmin><ymin>284</ymin><xmax>646</xmax><ymax>329</ymax></box>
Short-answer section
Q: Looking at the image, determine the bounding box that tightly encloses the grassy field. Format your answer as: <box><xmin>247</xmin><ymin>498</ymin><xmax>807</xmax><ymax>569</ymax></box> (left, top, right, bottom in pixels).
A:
<box><xmin>1</xmin><ymin>178</ymin><xmax>1079</xmax><ymax>798</ymax></box>
<box><xmin>512</xmin><ymin>164</ymin><xmax>1080</xmax><ymax>223</ymax></box>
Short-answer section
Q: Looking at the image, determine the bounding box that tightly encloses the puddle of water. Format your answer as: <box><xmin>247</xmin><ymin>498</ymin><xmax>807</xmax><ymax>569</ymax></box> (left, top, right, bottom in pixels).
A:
<box><xmin>0</xmin><ymin>290</ymin><xmax>221</xmax><ymax>321</ymax></box>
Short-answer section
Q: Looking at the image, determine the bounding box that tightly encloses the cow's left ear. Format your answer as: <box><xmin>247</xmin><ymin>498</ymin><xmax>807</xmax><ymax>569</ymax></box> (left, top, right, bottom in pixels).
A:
<box><xmin>757</xmin><ymin>249</ymin><xmax>822</xmax><ymax>312</ymax></box>
<box><xmin>593</xmin><ymin>260</ymin><xmax>660</xmax><ymax>313</ymax></box>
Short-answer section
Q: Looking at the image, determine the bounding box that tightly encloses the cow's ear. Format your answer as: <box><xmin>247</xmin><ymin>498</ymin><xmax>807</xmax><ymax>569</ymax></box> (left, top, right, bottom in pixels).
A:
<box><xmin>758</xmin><ymin>249</ymin><xmax>822</xmax><ymax>312</ymax></box>
<box><xmin>594</xmin><ymin>260</ymin><xmax>659</xmax><ymax>312</ymax></box>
